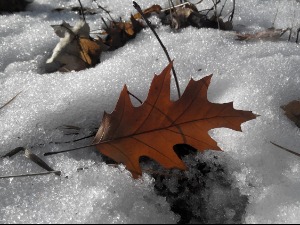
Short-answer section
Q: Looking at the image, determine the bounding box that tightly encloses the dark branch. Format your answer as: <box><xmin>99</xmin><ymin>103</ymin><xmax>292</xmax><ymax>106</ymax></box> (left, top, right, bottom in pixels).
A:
<box><xmin>77</xmin><ymin>0</ymin><xmax>86</xmax><ymax>22</ymax></box>
<box><xmin>133</xmin><ymin>1</ymin><xmax>181</xmax><ymax>98</ymax></box>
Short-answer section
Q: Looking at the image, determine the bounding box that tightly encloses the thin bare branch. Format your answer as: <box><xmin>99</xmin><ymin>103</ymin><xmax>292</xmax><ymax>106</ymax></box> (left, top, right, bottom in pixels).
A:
<box><xmin>297</xmin><ymin>27</ymin><xmax>300</xmax><ymax>43</ymax></box>
<box><xmin>92</xmin><ymin>0</ymin><xmax>114</xmax><ymax>21</ymax></box>
<box><xmin>194</xmin><ymin>0</ymin><xmax>204</xmax><ymax>5</ymax></box>
<box><xmin>204</xmin><ymin>0</ymin><xmax>220</xmax><ymax>16</ymax></box>
<box><xmin>228</xmin><ymin>0</ymin><xmax>235</xmax><ymax>22</ymax></box>
<box><xmin>101</xmin><ymin>17</ymin><xmax>109</xmax><ymax>29</ymax></box>
<box><xmin>77</xmin><ymin>0</ymin><xmax>86</xmax><ymax>22</ymax></box>
<box><xmin>133</xmin><ymin>1</ymin><xmax>181</xmax><ymax>98</ymax></box>
<box><xmin>219</xmin><ymin>0</ymin><xmax>228</xmax><ymax>17</ymax></box>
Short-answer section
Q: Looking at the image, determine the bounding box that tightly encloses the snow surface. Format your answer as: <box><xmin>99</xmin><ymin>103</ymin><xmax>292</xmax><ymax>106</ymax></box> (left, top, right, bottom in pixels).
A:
<box><xmin>0</xmin><ymin>0</ymin><xmax>300</xmax><ymax>223</ymax></box>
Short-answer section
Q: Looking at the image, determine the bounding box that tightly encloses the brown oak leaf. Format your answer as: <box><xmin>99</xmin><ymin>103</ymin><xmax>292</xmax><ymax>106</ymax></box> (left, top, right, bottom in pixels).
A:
<box><xmin>161</xmin><ymin>2</ymin><xmax>232</xmax><ymax>30</ymax></box>
<box><xmin>93</xmin><ymin>63</ymin><xmax>257</xmax><ymax>178</ymax></box>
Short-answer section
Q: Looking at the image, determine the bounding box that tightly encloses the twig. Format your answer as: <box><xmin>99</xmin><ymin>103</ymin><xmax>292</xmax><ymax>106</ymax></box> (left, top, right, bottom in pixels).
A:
<box><xmin>77</xmin><ymin>0</ymin><xmax>86</xmax><ymax>22</ymax></box>
<box><xmin>101</xmin><ymin>17</ymin><xmax>109</xmax><ymax>29</ymax></box>
<box><xmin>194</xmin><ymin>0</ymin><xmax>204</xmax><ymax>5</ymax></box>
<box><xmin>219</xmin><ymin>0</ymin><xmax>228</xmax><ymax>17</ymax></box>
<box><xmin>212</xmin><ymin>0</ymin><xmax>220</xmax><ymax>29</ymax></box>
<box><xmin>288</xmin><ymin>29</ymin><xmax>293</xmax><ymax>42</ymax></box>
<box><xmin>270</xmin><ymin>141</ymin><xmax>300</xmax><ymax>158</ymax></box>
<box><xmin>0</xmin><ymin>171</ymin><xmax>61</xmax><ymax>179</ymax></box>
<box><xmin>204</xmin><ymin>0</ymin><xmax>220</xmax><ymax>16</ymax></box>
<box><xmin>288</xmin><ymin>4</ymin><xmax>296</xmax><ymax>41</ymax></box>
<box><xmin>169</xmin><ymin>0</ymin><xmax>176</xmax><ymax>9</ymax></box>
<box><xmin>92</xmin><ymin>0</ymin><xmax>114</xmax><ymax>21</ymax></box>
<box><xmin>0</xmin><ymin>92</ymin><xmax>21</xmax><ymax>111</ymax></box>
<box><xmin>296</xmin><ymin>27</ymin><xmax>300</xmax><ymax>44</ymax></box>
<box><xmin>212</xmin><ymin>0</ymin><xmax>217</xmax><ymax>17</ymax></box>
<box><xmin>168</xmin><ymin>0</ymin><xmax>174</xmax><ymax>28</ymax></box>
<box><xmin>228</xmin><ymin>0</ymin><xmax>235</xmax><ymax>22</ymax></box>
<box><xmin>133</xmin><ymin>1</ymin><xmax>181</xmax><ymax>98</ymax></box>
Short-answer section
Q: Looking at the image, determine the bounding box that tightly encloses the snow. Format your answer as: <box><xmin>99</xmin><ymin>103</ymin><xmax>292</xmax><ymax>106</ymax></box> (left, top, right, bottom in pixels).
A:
<box><xmin>0</xmin><ymin>0</ymin><xmax>300</xmax><ymax>223</ymax></box>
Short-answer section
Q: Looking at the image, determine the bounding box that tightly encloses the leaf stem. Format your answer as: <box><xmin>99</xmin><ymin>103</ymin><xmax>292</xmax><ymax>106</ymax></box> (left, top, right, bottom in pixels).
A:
<box><xmin>133</xmin><ymin>1</ymin><xmax>181</xmax><ymax>98</ymax></box>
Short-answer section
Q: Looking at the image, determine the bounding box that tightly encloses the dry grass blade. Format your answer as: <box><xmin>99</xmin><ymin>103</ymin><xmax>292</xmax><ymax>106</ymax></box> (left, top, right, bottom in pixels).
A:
<box><xmin>0</xmin><ymin>171</ymin><xmax>61</xmax><ymax>179</ymax></box>
<box><xmin>25</xmin><ymin>149</ymin><xmax>61</xmax><ymax>175</ymax></box>
<box><xmin>0</xmin><ymin>92</ymin><xmax>21</xmax><ymax>111</ymax></box>
<box><xmin>270</xmin><ymin>141</ymin><xmax>300</xmax><ymax>158</ymax></box>
<box><xmin>1</xmin><ymin>147</ymin><xmax>25</xmax><ymax>158</ymax></box>
<box><xmin>44</xmin><ymin>144</ymin><xmax>97</xmax><ymax>156</ymax></box>
<box><xmin>133</xmin><ymin>1</ymin><xmax>181</xmax><ymax>98</ymax></box>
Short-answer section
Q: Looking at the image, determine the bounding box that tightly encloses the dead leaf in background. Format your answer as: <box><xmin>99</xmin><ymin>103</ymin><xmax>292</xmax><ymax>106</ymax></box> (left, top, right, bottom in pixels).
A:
<box><xmin>161</xmin><ymin>2</ymin><xmax>232</xmax><ymax>30</ymax></box>
<box><xmin>171</xmin><ymin>7</ymin><xmax>195</xmax><ymax>29</ymax></box>
<box><xmin>46</xmin><ymin>20</ymin><xmax>108</xmax><ymax>72</ymax></box>
<box><xmin>236</xmin><ymin>28</ymin><xmax>289</xmax><ymax>41</ymax></box>
<box><xmin>103</xmin><ymin>16</ymin><xmax>144</xmax><ymax>50</ymax></box>
<box><xmin>93</xmin><ymin>63</ymin><xmax>257</xmax><ymax>178</ymax></box>
<box><xmin>79</xmin><ymin>37</ymin><xmax>106</xmax><ymax>67</ymax></box>
<box><xmin>133</xmin><ymin>4</ymin><xmax>162</xmax><ymax>19</ymax></box>
<box><xmin>281</xmin><ymin>100</ymin><xmax>300</xmax><ymax>128</ymax></box>
<box><xmin>209</xmin><ymin>15</ymin><xmax>233</xmax><ymax>31</ymax></box>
